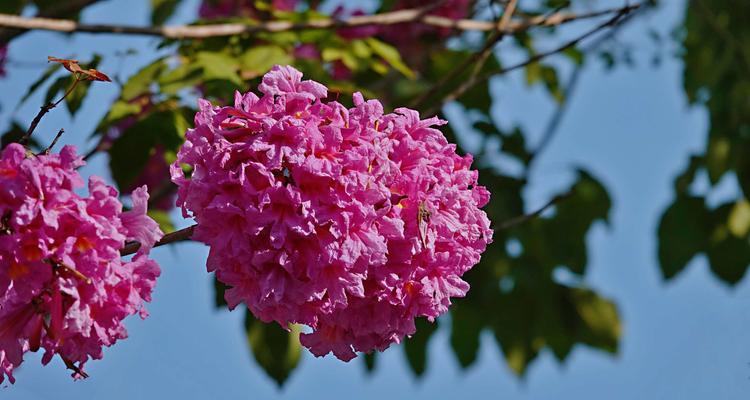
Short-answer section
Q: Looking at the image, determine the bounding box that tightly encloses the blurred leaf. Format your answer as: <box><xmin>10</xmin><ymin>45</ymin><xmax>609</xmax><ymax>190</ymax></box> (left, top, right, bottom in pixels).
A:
<box><xmin>18</xmin><ymin>63</ymin><xmax>60</xmax><ymax>108</ymax></box>
<box><xmin>450</xmin><ymin>304</ymin><xmax>482</xmax><ymax>368</ymax></box>
<box><xmin>240</xmin><ymin>45</ymin><xmax>293</xmax><ymax>80</ymax></box>
<box><xmin>1</xmin><ymin>122</ymin><xmax>41</xmax><ymax>151</ymax></box>
<box><xmin>151</xmin><ymin>0</ymin><xmax>180</xmax><ymax>25</ymax></box>
<box><xmin>403</xmin><ymin>318</ymin><xmax>437</xmax><ymax>377</ymax></box>
<box><xmin>244</xmin><ymin>312</ymin><xmax>302</xmax><ymax>386</ymax></box>
<box><xmin>146</xmin><ymin>209</ymin><xmax>174</xmax><ymax>233</ymax></box>
<box><xmin>362</xmin><ymin>352</ymin><xmax>376</xmax><ymax>374</ymax></box>
<box><xmin>196</xmin><ymin>52</ymin><xmax>242</xmax><ymax>86</ymax></box>
<box><xmin>214</xmin><ymin>276</ymin><xmax>228</xmax><ymax>309</ymax></box>
<box><xmin>365</xmin><ymin>38</ymin><xmax>414</xmax><ymax>78</ymax></box>
<box><xmin>109</xmin><ymin>108</ymin><xmax>188</xmax><ymax>190</ymax></box>
<box><xmin>657</xmin><ymin>195</ymin><xmax>709</xmax><ymax>279</ymax></box>
<box><xmin>122</xmin><ymin>59</ymin><xmax>167</xmax><ymax>100</ymax></box>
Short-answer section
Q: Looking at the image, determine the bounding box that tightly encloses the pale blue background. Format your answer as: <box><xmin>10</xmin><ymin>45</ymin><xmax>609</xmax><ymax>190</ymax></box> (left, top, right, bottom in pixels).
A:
<box><xmin>1</xmin><ymin>0</ymin><xmax>748</xmax><ymax>398</ymax></box>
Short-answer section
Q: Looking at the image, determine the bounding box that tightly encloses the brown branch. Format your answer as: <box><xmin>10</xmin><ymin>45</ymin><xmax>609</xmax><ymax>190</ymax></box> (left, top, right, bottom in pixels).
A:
<box><xmin>496</xmin><ymin>191</ymin><xmax>571</xmax><ymax>230</ymax></box>
<box><xmin>423</xmin><ymin>3</ymin><xmax>640</xmax><ymax>116</ymax></box>
<box><xmin>21</xmin><ymin>75</ymin><xmax>81</xmax><ymax>143</ymax></box>
<box><xmin>0</xmin><ymin>0</ymin><xmax>102</xmax><ymax>44</ymax></box>
<box><xmin>40</xmin><ymin>128</ymin><xmax>65</xmax><ymax>155</ymax></box>
<box><xmin>0</xmin><ymin>5</ymin><xmax>640</xmax><ymax>40</ymax></box>
<box><xmin>120</xmin><ymin>224</ymin><xmax>196</xmax><ymax>257</ymax></box>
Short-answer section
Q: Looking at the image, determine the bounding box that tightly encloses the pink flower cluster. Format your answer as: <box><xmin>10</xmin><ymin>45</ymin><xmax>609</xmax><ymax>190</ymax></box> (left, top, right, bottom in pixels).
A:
<box><xmin>172</xmin><ymin>65</ymin><xmax>492</xmax><ymax>360</ymax></box>
<box><xmin>0</xmin><ymin>144</ymin><xmax>162</xmax><ymax>383</ymax></box>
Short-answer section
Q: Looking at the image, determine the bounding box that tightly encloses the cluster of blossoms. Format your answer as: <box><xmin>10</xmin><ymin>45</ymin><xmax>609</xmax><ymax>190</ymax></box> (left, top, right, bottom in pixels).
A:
<box><xmin>0</xmin><ymin>144</ymin><xmax>162</xmax><ymax>383</ymax></box>
<box><xmin>172</xmin><ymin>65</ymin><xmax>492</xmax><ymax>360</ymax></box>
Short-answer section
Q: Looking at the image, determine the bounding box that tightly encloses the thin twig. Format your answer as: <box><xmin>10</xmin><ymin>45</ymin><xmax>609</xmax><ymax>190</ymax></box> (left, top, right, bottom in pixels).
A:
<box><xmin>528</xmin><ymin>3</ymin><xmax>645</xmax><ymax>168</ymax></box>
<box><xmin>120</xmin><ymin>224</ymin><xmax>196</xmax><ymax>256</ymax></box>
<box><xmin>22</xmin><ymin>76</ymin><xmax>81</xmax><ymax>143</ymax></box>
<box><xmin>424</xmin><ymin>3</ymin><xmax>639</xmax><ymax>115</ymax></box>
<box><xmin>410</xmin><ymin>0</ymin><xmax>518</xmax><ymax>109</ymax></box>
<box><xmin>40</xmin><ymin>128</ymin><xmax>65</xmax><ymax>155</ymax></box>
<box><xmin>496</xmin><ymin>191</ymin><xmax>571</xmax><ymax>230</ymax></box>
<box><xmin>0</xmin><ymin>5</ymin><xmax>640</xmax><ymax>39</ymax></box>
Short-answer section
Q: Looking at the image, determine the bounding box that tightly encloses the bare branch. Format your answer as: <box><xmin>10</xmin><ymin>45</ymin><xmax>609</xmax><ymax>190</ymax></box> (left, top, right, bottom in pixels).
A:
<box><xmin>120</xmin><ymin>224</ymin><xmax>196</xmax><ymax>257</ymax></box>
<box><xmin>0</xmin><ymin>4</ymin><xmax>640</xmax><ymax>40</ymax></box>
<box><xmin>40</xmin><ymin>128</ymin><xmax>65</xmax><ymax>155</ymax></box>
<box><xmin>423</xmin><ymin>3</ymin><xmax>640</xmax><ymax>116</ymax></box>
<box><xmin>0</xmin><ymin>0</ymin><xmax>102</xmax><ymax>44</ymax></box>
<box><xmin>410</xmin><ymin>0</ymin><xmax>519</xmax><ymax>109</ymax></box>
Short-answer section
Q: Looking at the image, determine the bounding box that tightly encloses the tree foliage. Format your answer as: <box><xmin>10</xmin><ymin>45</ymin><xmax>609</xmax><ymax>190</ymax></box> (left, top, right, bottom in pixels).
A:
<box><xmin>3</xmin><ymin>0</ymin><xmax>738</xmax><ymax>387</ymax></box>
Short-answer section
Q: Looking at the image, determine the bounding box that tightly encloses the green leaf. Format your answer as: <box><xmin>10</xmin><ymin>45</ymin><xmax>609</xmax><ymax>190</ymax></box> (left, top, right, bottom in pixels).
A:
<box><xmin>213</xmin><ymin>276</ymin><xmax>228</xmax><ymax>309</ymax></box>
<box><xmin>18</xmin><ymin>63</ymin><xmax>60</xmax><ymax>108</ymax></box>
<box><xmin>1</xmin><ymin>122</ymin><xmax>41</xmax><ymax>151</ymax></box>
<box><xmin>403</xmin><ymin>318</ymin><xmax>437</xmax><ymax>377</ymax></box>
<box><xmin>569</xmin><ymin>287</ymin><xmax>621</xmax><ymax>354</ymax></box>
<box><xmin>657</xmin><ymin>195</ymin><xmax>709</xmax><ymax>280</ymax></box>
<box><xmin>196</xmin><ymin>52</ymin><xmax>243</xmax><ymax>86</ymax></box>
<box><xmin>362</xmin><ymin>352</ymin><xmax>376</xmax><ymax>374</ymax></box>
<box><xmin>449</xmin><ymin>304</ymin><xmax>483</xmax><ymax>368</ymax></box>
<box><xmin>239</xmin><ymin>45</ymin><xmax>293</xmax><ymax>79</ymax></box>
<box><xmin>122</xmin><ymin>59</ymin><xmax>167</xmax><ymax>101</ymax></box>
<box><xmin>108</xmin><ymin>108</ymin><xmax>188</xmax><ymax>190</ymax></box>
<box><xmin>146</xmin><ymin>209</ymin><xmax>174</xmax><ymax>233</ymax></box>
<box><xmin>365</xmin><ymin>37</ymin><xmax>414</xmax><ymax>79</ymax></box>
<box><xmin>244</xmin><ymin>312</ymin><xmax>302</xmax><ymax>387</ymax></box>
<box><xmin>44</xmin><ymin>76</ymin><xmax>68</xmax><ymax>105</ymax></box>
<box><xmin>151</xmin><ymin>0</ymin><xmax>180</xmax><ymax>25</ymax></box>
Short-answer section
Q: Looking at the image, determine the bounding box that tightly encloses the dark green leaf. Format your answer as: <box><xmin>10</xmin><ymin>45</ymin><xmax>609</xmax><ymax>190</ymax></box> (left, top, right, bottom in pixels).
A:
<box><xmin>244</xmin><ymin>312</ymin><xmax>302</xmax><ymax>386</ymax></box>
<box><xmin>403</xmin><ymin>318</ymin><xmax>437</xmax><ymax>377</ymax></box>
<box><xmin>657</xmin><ymin>195</ymin><xmax>709</xmax><ymax>279</ymax></box>
<box><xmin>151</xmin><ymin>0</ymin><xmax>180</xmax><ymax>25</ymax></box>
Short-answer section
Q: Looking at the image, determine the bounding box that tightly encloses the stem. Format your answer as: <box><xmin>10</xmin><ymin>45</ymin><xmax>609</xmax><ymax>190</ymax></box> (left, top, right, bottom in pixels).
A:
<box><xmin>40</xmin><ymin>128</ymin><xmax>65</xmax><ymax>155</ymax></box>
<box><xmin>120</xmin><ymin>224</ymin><xmax>196</xmax><ymax>256</ymax></box>
<box><xmin>21</xmin><ymin>76</ymin><xmax>80</xmax><ymax>143</ymax></box>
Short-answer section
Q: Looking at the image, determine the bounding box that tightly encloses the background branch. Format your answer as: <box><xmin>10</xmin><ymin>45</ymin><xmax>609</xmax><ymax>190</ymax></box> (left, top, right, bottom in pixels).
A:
<box><xmin>0</xmin><ymin>4</ymin><xmax>639</xmax><ymax>40</ymax></box>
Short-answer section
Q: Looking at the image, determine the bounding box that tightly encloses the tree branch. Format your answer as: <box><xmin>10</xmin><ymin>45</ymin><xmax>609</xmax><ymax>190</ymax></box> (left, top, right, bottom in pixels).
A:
<box><xmin>120</xmin><ymin>224</ymin><xmax>196</xmax><ymax>256</ymax></box>
<box><xmin>423</xmin><ymin>3</ymin><xmax>639</xmax><ymax>116</ymax></box>
<box><xmin>410</xmin><ymin>0</ymin><xmax>518</xmax><ymax>109</ymax></box>
<box><xmin>0</xmin><ymin>0</ymin><xmax>102</xmax><ymax>44</ymax></box>
<box><xmin>0</xmin><ymin>5</ymin><xmax>640</xmax><ymax>40</ymax></box>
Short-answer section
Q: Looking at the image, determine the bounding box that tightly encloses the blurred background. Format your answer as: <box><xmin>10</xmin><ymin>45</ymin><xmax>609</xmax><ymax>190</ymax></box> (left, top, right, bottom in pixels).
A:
<box><xmin>1</xmin><ymin>0</ymin><xmax>749</xmax><ymax>398</ymax></box>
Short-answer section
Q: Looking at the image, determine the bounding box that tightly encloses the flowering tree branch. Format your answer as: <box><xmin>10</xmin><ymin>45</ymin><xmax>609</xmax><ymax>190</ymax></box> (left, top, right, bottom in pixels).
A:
<box><xmin>0</xmin><ymin>4</ymin><xmax>640</xmax><ymax>40</ymax></box>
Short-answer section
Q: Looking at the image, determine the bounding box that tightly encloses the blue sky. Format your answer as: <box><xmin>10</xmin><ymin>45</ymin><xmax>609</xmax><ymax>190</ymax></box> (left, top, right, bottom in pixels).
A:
<box><xmin>2</xmin><ymin>0</ymin><xmax>749</xmax><ymax>398</ymax></box>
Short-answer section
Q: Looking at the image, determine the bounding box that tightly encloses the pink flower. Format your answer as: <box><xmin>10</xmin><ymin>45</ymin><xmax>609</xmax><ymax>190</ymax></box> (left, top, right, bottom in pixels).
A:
<box><xmin>172</xmin><ymin>65</ymin><xmax>492</xmax><ymax>361</ymax></box>
<box><xmin>0</xmin><ymin>144</ymin><xmax>162</xmax><ymax>383</ymax></box>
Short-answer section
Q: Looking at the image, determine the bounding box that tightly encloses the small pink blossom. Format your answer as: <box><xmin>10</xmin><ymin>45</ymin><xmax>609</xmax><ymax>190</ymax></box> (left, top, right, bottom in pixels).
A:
<box><xmin>172</xmin><ymin>65</ymin><xmax>492</xmax><ymax>360</ymax></box>
<box><xmin>0</xmin><ymin>144</ymin><xmax>162</xmax><ymax>383</ymax></box>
